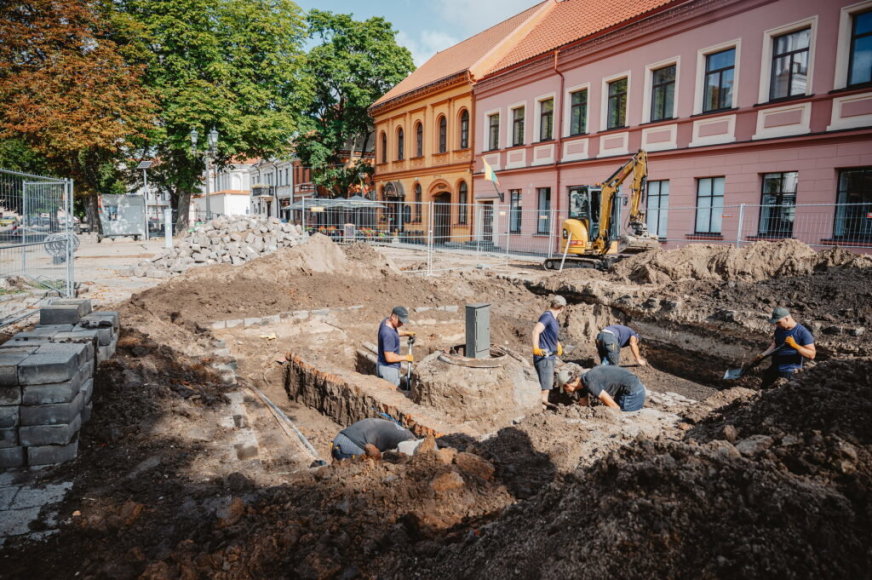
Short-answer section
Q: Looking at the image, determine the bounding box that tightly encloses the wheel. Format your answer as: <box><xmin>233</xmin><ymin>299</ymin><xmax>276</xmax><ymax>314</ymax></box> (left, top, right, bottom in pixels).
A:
<box><xmin>97</xmin><ymin>235</ymin><xmax>102</xmax><ymax>243</ymax></box>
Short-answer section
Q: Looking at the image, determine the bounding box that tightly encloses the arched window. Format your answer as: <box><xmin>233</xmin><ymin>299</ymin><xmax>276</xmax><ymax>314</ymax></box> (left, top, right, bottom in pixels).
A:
<box><xmin>458</xmin><ymin>181</ymin><xmax>468</xmax><ymax>224</ymax></box>
<box><xmin>459</xmin><ymin>110</ymin><xmax>469</xmax><ymax>149</ymax></box>
<box><xmin>414</xmin><ymin>183</ymin><xmax>422</xmax><ymax>222</ymax></box>
<box><xmin>380</xmin><ymin>132</ymin><xmax>387</xmax><ymax>163</ymax></box>
<box><xmin>415</xmin><ymin>122</ymin><xmax>423</xmax><ymax>157</ymax></box>
<box><xmin>397</xmin><ymin>127</ymin><xmax>404</xmax><ymax>161</ymax></box>
<box><xmin>438</xmin><ymin>116</ymin><xmax>447</xmax><ymax>153</ymax></box>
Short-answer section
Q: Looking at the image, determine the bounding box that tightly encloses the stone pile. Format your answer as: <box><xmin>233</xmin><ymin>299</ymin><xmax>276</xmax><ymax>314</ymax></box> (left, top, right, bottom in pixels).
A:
<box><xmin>132</xmin><ymin>216</ymin><xmax>308</xmax><ymax>277</ymax></box>
<box><xmin>0</xmin><ymin>299</ymin><xmax>118</xmax><ymax>468</ymax></box>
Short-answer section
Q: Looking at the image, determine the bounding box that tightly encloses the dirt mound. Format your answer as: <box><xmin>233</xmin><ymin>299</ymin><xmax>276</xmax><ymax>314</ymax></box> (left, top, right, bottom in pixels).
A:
<box><xmin>614</xmin><ymin>239</ymin><xmax>872</xmax><ymax>284</ymax></box>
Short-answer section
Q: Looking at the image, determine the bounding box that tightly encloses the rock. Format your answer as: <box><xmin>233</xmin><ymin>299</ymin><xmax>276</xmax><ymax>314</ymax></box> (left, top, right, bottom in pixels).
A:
<box><xmin>430</xmin><ymin>470</ymin><xmax>465</xmax><ymax>493</ymax></box>
<box><xmin>436</xmin><ymin>447</ymin><xmax>457</xmax><ymax>465</ymax></box>
<box><xmin>735</xmin><ymin>434</ymin><xmax>774</xmax><ymax>457</ymax></box>
<box><xmin>454</xmin><ymin>452</ymin><xmax>495</xmax><ymax>481</ymax></box>
<box><xmin>415</xmin><ymin>435</ymin><xmax>438</xmax><ymax>455</ymax></box>
<box><xmin>720</xmin><ymin>424</ymin><xmax>738</xmax><ymax>443</ymax></box>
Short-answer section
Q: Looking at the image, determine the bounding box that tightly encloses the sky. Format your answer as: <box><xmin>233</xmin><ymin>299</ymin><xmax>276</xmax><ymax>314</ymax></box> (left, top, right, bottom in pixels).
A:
<box><xmin>293</xmin><ymin>0</ymin><xmax>542</xmax><ymax>66</ymax></box>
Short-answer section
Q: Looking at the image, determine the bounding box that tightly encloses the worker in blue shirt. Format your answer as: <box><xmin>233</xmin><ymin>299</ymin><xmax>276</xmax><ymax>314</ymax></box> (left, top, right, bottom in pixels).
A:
<box><xmin>595</xmin><ymin>324</ymin><xmax>647</xmax><ymax>367</ymax></box>
<box><xmin>531</xmin><ymin>295</ymin><xmax>566</xmax><ymax>408</ymax></box>
<box><xmin>759</xmin><ymin>306</ymin><xmax>815</xmax><ymax>388</ymax></box>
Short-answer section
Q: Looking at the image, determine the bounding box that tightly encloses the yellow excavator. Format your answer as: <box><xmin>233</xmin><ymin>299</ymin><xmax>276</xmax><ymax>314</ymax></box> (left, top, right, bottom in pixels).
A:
<box><xmin>543</xmin><ymin>150</ymin><xmax>659</xmax><ymax>270</ymax></box>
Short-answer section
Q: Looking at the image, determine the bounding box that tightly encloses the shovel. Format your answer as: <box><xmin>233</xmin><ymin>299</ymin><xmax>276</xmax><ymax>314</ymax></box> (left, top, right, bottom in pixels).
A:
<box><xmin>723</xmin><ymin>343</ymin><xmax>786</xmax><ymax>380</ymax></box>
<box><xmin>400</xmin><ymin>335</ymin><xmax>416</xmax><ymax>391</ymax></box>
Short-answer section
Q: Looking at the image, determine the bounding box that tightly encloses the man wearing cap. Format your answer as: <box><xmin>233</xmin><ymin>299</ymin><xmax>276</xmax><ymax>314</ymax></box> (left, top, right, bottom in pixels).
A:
<box><xmin>758</xmin><ymin>306</ymin><xmax>815</xmax><ymax>388</ymax></box>
<box><xmin>595</xmin><ymin>324</ymin><xmax>647</xmax><ymax>367</ymax></box>
<box><xmin>558</xmin><ymin>364</ymin><xmax>646</xmax><ymax>412</ymax></box>
<box><xmin>377</xmin><ymin>306</ymin><xmax>415</xmax><ymax>387</ymax></box>
<box><xmin>531</xmin><ymin>295</ymin><xmax>566</xmax><ymax>407</ymax></box>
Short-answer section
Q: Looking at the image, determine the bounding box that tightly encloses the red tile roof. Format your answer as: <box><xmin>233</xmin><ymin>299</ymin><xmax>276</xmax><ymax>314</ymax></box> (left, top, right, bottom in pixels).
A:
<box><xmin>489</xmin><ymin>0</ymin><xmax>681</xmax><ymax>74</ymax></box>
<box><xmin>372</xmin><ymin>1</ymin><xmax>550</xmax><ymax>109</ymax></box>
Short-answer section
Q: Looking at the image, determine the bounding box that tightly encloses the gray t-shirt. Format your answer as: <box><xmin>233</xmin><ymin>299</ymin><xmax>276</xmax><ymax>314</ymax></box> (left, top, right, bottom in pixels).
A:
<box><xmin>339</xmin><ymin>418</ymin><xmax>416</xmax><ymax>452</ymax></box>
<box><xmin>582</xmin><ymin>366</ymin><xmax>643</xmax><ymax>398</ymax></box>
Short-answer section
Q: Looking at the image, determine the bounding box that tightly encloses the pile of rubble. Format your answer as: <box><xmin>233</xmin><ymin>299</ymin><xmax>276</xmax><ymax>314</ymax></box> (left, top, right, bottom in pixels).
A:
<box><xmin>131</xmin><ymin>216</ymin><xmax>308</xmax><ymax>278</ymax></box>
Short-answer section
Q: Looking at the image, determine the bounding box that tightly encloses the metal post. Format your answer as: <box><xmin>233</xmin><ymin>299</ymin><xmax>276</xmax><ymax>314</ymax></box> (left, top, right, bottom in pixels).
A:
<box><xmin>547</xmin><ymin>207</ymin><xmax>555</xmax><ymax>259</ymax></box>
<box><xmin>504</xmin><ymin>200</ymin><xmax>511</xmax><ymax>266</ymax></box>
<box><xmin>736</xmin><ymin>203</ymin><xmax>745</xmax><ymax>248</ymax></box>
<box><xmin>142</xmin><ymin>168</ymin><xmax>149</xmax><ymax>241</ymax></box>
<box><xmin>164</xmin><ymin>207</ymin><xmax>173</xmax><ymax>248</ymax></box>
<box><xmin>65</xmin><ymin>179</ymin><xmax>74</xmax><ymax>297</ymax></box>
<box><xmin>204</xmin><ymin>154</ymin><xmax>211</xmax><ymax>222</ymax></box>
<box><xmin>427</xmin><ymin>201</ymin><xmax>434</xmax><ymax>276</ymax></box>
<box><xmin>21</xmin><ymin>182</ymin><xmax>28</xmax><ymax>273</ymax></box>
<box><xmin>302</xmin><ymin>197</ymin><xmax>306</xmax><ymax>231</ymax></box>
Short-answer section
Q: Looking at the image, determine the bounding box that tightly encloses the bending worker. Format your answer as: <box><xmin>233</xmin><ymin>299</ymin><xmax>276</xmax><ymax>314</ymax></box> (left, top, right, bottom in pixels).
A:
<box><xmin>532</xmin><ymin>295</ymin><xmax>566</xmax><ymax>407</ymax></box>
<box><xmin>331</xmin><ymin>418</ymin><xmax>417</xmax><ymax>461</ymax></box>
<box><xmin>595</xmin><ymin>324</ymin><xmax>647</xmax><ymax>367</ymax></box>
<box><xmin>377</xmin><ymin>306</ymin><xmax>415</xmax><ymax>387</ymax></box>
<box><xmin>558</xmin><ymin>364</ymin><xmax>647</xmax><ymax>412</ymax></box>
<box><xmin>759</xmin><ymin>306</ymin><xmax>815</xmax><ymax>388</ymax></box>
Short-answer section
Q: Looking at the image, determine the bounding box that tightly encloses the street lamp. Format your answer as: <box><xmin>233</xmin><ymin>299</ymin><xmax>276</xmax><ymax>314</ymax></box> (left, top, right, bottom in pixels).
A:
<box><xmin>190</xmin><ymin>127</ymin><xmax>219</xmax><ymax>221</ymax></box>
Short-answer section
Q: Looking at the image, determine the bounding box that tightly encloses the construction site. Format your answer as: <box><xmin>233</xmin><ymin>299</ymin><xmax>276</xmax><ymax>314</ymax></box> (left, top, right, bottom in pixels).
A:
<box><xmin>0</xmin><ymin>224</ymin><xmax>869</xmax><ymax>579</ymax></box>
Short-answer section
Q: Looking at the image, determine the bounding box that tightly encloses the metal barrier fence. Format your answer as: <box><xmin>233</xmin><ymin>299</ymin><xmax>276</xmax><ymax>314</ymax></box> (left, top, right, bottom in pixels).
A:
<box><xmin>0</xmin><ymin>168</ymin><xmax>76</xmax><ymax>323</ymax></box>
<box><xmin>283</xmin><ymin>198</ymin><xmax>871</xmax><ymax>274</ymax></box>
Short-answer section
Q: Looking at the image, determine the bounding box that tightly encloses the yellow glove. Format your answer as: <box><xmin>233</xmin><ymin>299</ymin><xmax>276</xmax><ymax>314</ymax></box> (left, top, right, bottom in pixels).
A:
<box><xmin>784</xmin><ymin>336</ymin><xmax>799</xmax><ymax>349</ymax></box>
<box><xmin>556</xmin><ymin>342</ymin><xmax>564</xmax><ymax>357</ymax></box>
<box><xmin>406</xmin><ymin>353</ymin><xmax>415</xmax><ymax>363</ymax></box>
<box><xmin>405</xmin><ymin>330</ymin><xmax>416</xmax><ymax>337</ymax></box>
<box><xmin>532</xmin><ymin>347</ymin><xmax>546</xmax><ymax>357</ymax></box>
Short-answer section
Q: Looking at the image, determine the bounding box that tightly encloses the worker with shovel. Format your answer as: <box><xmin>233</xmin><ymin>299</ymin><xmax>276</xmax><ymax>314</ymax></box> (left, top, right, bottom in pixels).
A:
<box><xmin>377</xmin><ymin>306</ymin><xmax>415</xmax><ymax>388</ymax></box>
<box><xmin>758</xmin><ymin>306</ymin><xmax>815</xmax><ymax>388</ymax></box>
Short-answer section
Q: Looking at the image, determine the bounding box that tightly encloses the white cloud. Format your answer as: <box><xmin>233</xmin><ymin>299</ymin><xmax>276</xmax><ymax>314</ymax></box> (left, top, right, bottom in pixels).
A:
<box><xmin>432</xmin><ymin>0</ymin><xmax>541</xmax><ymax>36</ymax></box>
<box><xmin>397</xmin><ymin>29</ymin><xmax>461</xmax><ymax>66</ymax></box>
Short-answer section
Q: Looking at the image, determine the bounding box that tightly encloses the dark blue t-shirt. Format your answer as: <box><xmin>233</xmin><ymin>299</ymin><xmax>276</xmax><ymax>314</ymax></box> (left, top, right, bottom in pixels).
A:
<box><xmin>535</xmin><ymin>311</ymin><xmax>560</xmax><ymax>359</ymax></box>
<box><xmin>377</xmin><ymin>318</ymin><xmax>401</xmax><ymax>368</ymax></box>
<box><xmin>582</xmin><ymin>365</ymin><xmax>643</xmax><ymax>398</ymax></box>
<box><xmin>603</xmin><ymin>325</ymin><xmax>639</xmax><ymax>347</ymax></box>
<box><xmin>340</xmin><ymin>418</ymin><xmax>415</xmax><ymax>451</ymax></box>
<box><xmin>773</xmin><ymin>323</ymin><xmax>814</xmax><ymax>372</ymax></box>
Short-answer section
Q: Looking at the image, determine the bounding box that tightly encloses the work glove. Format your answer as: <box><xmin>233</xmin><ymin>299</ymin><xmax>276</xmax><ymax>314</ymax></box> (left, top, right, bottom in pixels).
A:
<box><xmin>406</xmin><ymin>353</ymin><xmax>415</xmax><ymax>363</ymax></box>
<box><xmin>405</xmin><ymin>330</ymin><xmax>416</xmax><ymax>337</ymax></box>
<box><xmin>556</xmin><ymin>342</ymin><xmax>564</xmax><ymax>357</ymax></box>
<box><xmin>532</xmin><ymin>347</ymin><xmax>546</xmax><ymax>357</ymax></box>
<box><xmin>784</xmin><ymin>336</ymin><xmax>799</xmax><ymax>349</ymax></box>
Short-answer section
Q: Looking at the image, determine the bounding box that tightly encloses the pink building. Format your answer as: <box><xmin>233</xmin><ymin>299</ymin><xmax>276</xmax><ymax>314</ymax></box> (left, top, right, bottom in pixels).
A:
<box><xmin>473</xmin><ymin>0</ymin><xmax>872</xmax><ymax>253</ymax></box>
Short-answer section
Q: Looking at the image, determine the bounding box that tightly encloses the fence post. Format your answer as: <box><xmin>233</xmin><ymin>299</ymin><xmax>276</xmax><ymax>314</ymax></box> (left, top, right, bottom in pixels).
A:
<box><xmin>65</xmin><ymin>179</ymin><xmax>75</xmax><ymax>297</ymax></box>
<box><xmin>547</xmin><ymin>208</ymin><xmax>555</xmax><ymax>259</ymax></box>
<box><xmin>736</xmin><ymin>203</ymin><xmax>745</xmax><ymax>248</ymax></box>
<box><xmin>427</xmin><ymin>201</ymin><xmax>434</xmax><ymax>276</ymax></box>
<box><xmin>504</xmin><ymin>201</ymin><xmax>511</xmax><ymax>266</ymax></box>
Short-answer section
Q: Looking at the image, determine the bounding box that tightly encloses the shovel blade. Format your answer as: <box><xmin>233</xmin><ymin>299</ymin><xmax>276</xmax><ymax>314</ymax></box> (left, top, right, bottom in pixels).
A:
<box><xmin>723</xmin><ymin>367</ymin><xmax>744</xmax><ymax>380</ymax></box>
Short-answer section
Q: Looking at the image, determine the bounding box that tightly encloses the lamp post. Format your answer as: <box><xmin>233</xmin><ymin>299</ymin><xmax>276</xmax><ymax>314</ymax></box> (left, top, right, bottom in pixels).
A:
<box><xmin>190</xmin><ymin>127</ymin><xmax>219</xmax><ymax>222</ymax></box>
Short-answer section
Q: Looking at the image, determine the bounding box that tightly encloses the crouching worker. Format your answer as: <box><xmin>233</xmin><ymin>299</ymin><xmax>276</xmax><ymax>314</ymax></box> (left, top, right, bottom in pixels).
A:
<box><xmin>558</xmin><ymin>365</ymin><xmax>646</xmax><ymax>412</ymax></box>
<box><xmin>331</xmin><ymin>418</ymin><xmax>418</xmax><ymax>461</ymax></box>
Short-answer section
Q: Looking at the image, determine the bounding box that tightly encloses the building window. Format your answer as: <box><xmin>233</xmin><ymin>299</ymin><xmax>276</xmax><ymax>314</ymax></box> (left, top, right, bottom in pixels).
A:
<box><xmin>770</xmin><ymin>29</ymin><xmax>810</xmax><ymax>100</ymax></box>
<box><xmin>537</xmin><ymin>187</ymin><xmax>551</xmax><ymax>235</ymax></box>
<box><xmin>512</xmin><ymin>107</ymin><xmax>525</xmax><ymax>147</ymax></box>
<box><xmin>488</xmin><ymin>113</ymin><xmax>500</xmax><ymax>150</ymax></box>
<box><xmin>695</xmin><ymin>177</ymin><xmax>725</xmax><ymax>234</ymax></box>
<box><xmin>849</xmin><ymin>9</ymin><xmax>872</xmax><ymax>86</ymax></box>
<box><xmin>651</xmin><ymin>65</ymin><xmax>676</xmax><ymax>121</ymax></box>
<box><xmin>414</xmin><ymin>183</ymin><xmax>422</xmax><ymax>222</ymax></box>
<box><xmin>459</xmin><ymin>110</ymin><xmax>469</xmax><ymax>149</ymax></box>
<box><xmin>380</xmin><ymin>132</ymin><xmax>387</xmax><ymax>163</ymax></box>
<box><xmin>458</xmin><ymin>181</ymin><xmax>468</xmax><ymax>224</ymax></box>
<box><xmin>607</xmin><ymin>78</ymin><xmax>628</xmax><ymax>130</ymax></box>
<box><xmin>509</xmin><ymin>190</ymin><xmax>522</xmax><ymax>233</ymax></box>
<box><xmin>415</xmin><ymin>122</ymin><xmax>423</xmax><ymax>157</ymax></box>
<box><xmin>569</xmin><ymin>89</ymin><xmax>587</xmax><ymax>135</ymax></box>
<box><xmin>835</xmin><ymin>167</ymin><xmax>872</xmax><ymax>241</ymax></box>
<box><xmin>646</xmin><ymin>180</ymin><xmax>669</xmax><ymax>238</ymax></box>
<box><xmin>704</xmin><ymin>48</ymin><xmax>735</xmax><ymax>112</ymax></box>
<box><xmin>759</xmin><ymin>172</ymin><xmax>797</xmax><ymax>237</ymax></box>
<box><xmin>438</xmin><ymin>116</ymin><xmax>447</xmax><ymax>153</ymax></box>
<box><xmin>397</xmin><ymin>128</ymin><xmax>404</xmax><ymax>161</ymax></box>
<box><xmin>539</xmin><ymin>98</ymin><xmax>554</xmax><ymax>141</ymax></box>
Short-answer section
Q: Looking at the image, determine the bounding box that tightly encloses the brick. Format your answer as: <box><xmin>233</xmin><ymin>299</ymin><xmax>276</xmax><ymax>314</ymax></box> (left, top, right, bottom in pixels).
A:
<box><xmin>0</xmin><ymin>386</ymin><xmax>21</xmax><ymax>405</ymax></box>
<box><xmin>50</xmin><ymin>298</ymin><xmax>92</xmax><ymax>316</ymax></box>
<box><xmin>26</xmin><ymin>437</ymin><xmax>78</xmax><ymax>466</ymax></box>
<box><xmin>21</xmin><ymin>373</ymin><xmax>83</xmax><ymax>405</ymax></box>
<box><xmin>0</xmin><ymin>446</ymin><xmax>25</xmax><ymax>468</ymax></box>
<box><xmin>80</xmin><ymin>378</ymin><xmax>93</xmax><ymax>405</ymax></box>
<box><xmin>17</xmin><ymin>350</ymin><xmax>80</xmax><ymax>386</ymax></box>
<box><xmin>0</xmin><ymin>350</ymin><xmax>32</xmax><ymax>386</ymax></box>
<box><xmin>0</xmin><ymin>405</ymin><xmax>19</xmax><ymax>428</ymax></box>
<box><xmin>20</xmin><ymin>392</ymin><xmax>82</xmax><ymax>426</ymax></box>
<box><xmin>0</xmin><ymin>427</ymin><xmax>18</xmax><ymax>449</ymax></box>
<box><xmin>39</xmin><ymin>305</ymin><xmax>83</xmax><ymax>326</ymax></box>
<box><xmin>19</xmin><ymin>415</ymin><xmax>81</xmax><ymax>446</ymax></box>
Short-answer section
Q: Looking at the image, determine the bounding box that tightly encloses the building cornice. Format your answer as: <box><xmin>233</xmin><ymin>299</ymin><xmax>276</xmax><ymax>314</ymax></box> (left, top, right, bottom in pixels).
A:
<box><xmin>369</xmin><ymin>72</ymin><xmax>472</xmax><ymax>117</ymax></box>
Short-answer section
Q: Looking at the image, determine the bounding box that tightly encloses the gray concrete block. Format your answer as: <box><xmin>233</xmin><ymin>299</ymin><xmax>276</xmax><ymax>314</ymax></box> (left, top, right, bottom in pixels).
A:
<box><xmin>35</xmin><ymin>342</ymin><xmax>92</xmax><ymax>366</ymax></box>
<box><xmin>97</xmin><ymin>339</ymin><xmax>117</xmax><ymax>363</ymax></box>
<box><xmin>26</xmin><ymin>438</ymin><xmax>78</xmax><ymax>466</ymax></box>
<box><xmin>0</xmin><ymin>405</ymin><xmax>18</xmax><ymax>429</ymax></box>
<box><xmin>39</xmin><ymin>305</ymin><xmax>83</xmax><ymax>326</ymax></box>
<box><xmin>20</xmin><ymin>392</ymin><xmax>82</xmax><ymax>426</ymax></box>
<box><xmin>21</xmin><ymin>373</ymin><xmax>82</xmax><ymax>405</ymax></box>
<box><xmin>19</xmin><ymin>415</ymin><xmax>81</xmax><ymax>446</ymax></box>
<box><xmin>81</xmin><ymin>311</ymin><xmax>119</xmax><ymax>332</ymax></box>
<box><xmin>50</xmin><ymin>298</ymin><xmax>92</xmax><ymax>316</ymax></box>
<box><xmin>13</xmin><ymin>326</ymin><xmax>74</xmax><ymax>340</ymax></box>
<box><xmin>0</xmin><ymin>427</ymin><xmax>18</xmax><ymax>449</ymax></box>
<box><xmin>243</xmin><ymin>317</ymin><xmax>261</xmax><ymax>327</ymax></box>
<box><xmin>0</xmin><ymin>351</ymin><xmax>32</xmax><ymax>387</ymax></box>
<box><xmin>81</xmin><ymin>401</ymin><xmax>92</xmax><ymax>423</ymax></box>
<box><xmin>225</xmin><ymin>319</ymin><xmax>243</xmax><ymax>329</ymax></box>
<box><xmin>17</xmin><ymin>350</ymin><xmax>80</xmax><ymax>386</ymax></box>
<box><xmin>80</xmin><ymin>378</ymin><xmax>93</xmax><ymax>405</ymax></box>
<box><xmin>211</xmin><ymin>320</ymin><xmax>226</xmax><ymax>330</ymax></box>
<box><xmin>51</xmin><ymin>328</ymin><xmax>101</xmax><ymax>349</ymax></box>
<box><xmin>0</xmin><ymin>386</ymin><xmax>21</xmax><ymax>406</ymax></box>
<box><xmin>0</xmin><ymin>446</ymin><xmax>25</xmax><ymax>468</ymax></box>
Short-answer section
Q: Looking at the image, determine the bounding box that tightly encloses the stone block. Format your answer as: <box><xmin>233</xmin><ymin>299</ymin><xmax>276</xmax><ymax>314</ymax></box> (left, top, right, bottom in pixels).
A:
<box><xmin>34</xmin><ymin>342</ymin><xmax>91</xmax><ymax>368</ymax></box>
<box><xmin>243</xmin><ymin>317</ymin><xmax>261</xmax><ymax>327</ymax></box>
<box><xmin>80</xmin><ymin>378</ymin><xmax>93</xmax><ymax>405</ymax></box>
<box><xmin>0</xmin><ymin>427</ymin><xmax>18</xmax><ymax>449</ymax></box>
<box><xmin>225</xmin><ymin>319</ymin><xmax>243</xmax><ymax>329</ymax></box>
<box><xmin>20</xmin><ymin>392</ymin><xmax>82</xmax><ymax>426</ymax></box>
<box><xmin>54</xmin><ymin>327</ymin><xmax>111</xmax><ymax>347</ymax></box>
<box><xmin>39</xmin><ymin>304</ymin><xmax>83</xmax><ymax>326</ymax></box>
<box><xmin>0</xmin><ymin>386</ymin><xmax>21</xmax><ymax>406</ymax></box>
<box><xmin>50</xmin><ymin>298</ymin><xmax>92</xmax><ymax>316</ymax></box>
<box><xmin>97</xmin><ymin>339</ymin><xmax>117</xmax><ymax>362</ymax></box>
<box><xmin>81</xmin><ymin>401</ymin><xmax>92</xmax><ymax>423</ymax></box>
<box><xmin>0</xmin><ymin>405</ymin><xmax>19</xmax><ymax>428</ymax></box>
<box><xmin>80</xmin><ymin>311</ymin><xmax>119</xmax><ymax>333</ymax></box>
<box><xmin>19</xmin><ymin>415</ymin><xmax>81</xmax><ymax>446</ymax></box>
<box><xmin>211</xmin><ymin>320</ymin><xmax>227</xmax><ymax>330</ymax></box>
<box><xmin>26</xmin><ymin>437</ymin><xmax>78</xmax><ymax>466</ymax></box>
<box><xmin>21</xmin><ymin>372</ymin><xmax>83</xmax><ymax>405</ymax></box>
<box><xmin>0</xmin><ymin>446</ymin><xmax>25</xmax><ymax>468</ymax></box>
<box><xmin>0</xmin><ymin>350</ymin><xmax>33</xmax><ymax>386</ymax></box>
<box><xmin>12</xmin><ymin>326</ymin><xmax>74</xmax><ymax>341</ymax></box>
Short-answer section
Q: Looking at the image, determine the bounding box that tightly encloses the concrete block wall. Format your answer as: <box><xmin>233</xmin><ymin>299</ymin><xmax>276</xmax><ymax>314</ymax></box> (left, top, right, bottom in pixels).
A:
<box><xmin>0</xmin><ymin>299</ymin><xmax>118</xmax><ymax>469</ymax></box>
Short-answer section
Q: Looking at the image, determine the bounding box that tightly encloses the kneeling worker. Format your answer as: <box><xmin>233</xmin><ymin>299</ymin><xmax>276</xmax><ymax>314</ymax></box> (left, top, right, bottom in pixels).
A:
<box><xmin>559</xmin><ymin>365</ymin><xmax>646</xmax><ymax>412</ymax></box>
<box><xmin>331</xmin><ymin>418</ymin><xmax>417</xmax><ymax>461</ymax></box>
<box><xmin>595</xmin><ymin>324</ymin><xmax>646</xmax><ymax>367</ymax></box>
<box><xmin>377</xmin><ymin>306</ymin><xmax>415</xmax><ymax>387</ymax></box>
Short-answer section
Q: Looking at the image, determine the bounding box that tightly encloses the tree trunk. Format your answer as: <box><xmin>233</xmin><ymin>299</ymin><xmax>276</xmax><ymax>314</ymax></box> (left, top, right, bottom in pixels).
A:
<box><xmin>86</xmin><ymin>195</ymin><xmax>101</xmax><ymax>235</ymax></box>
<box><xmin>175</xmin><ymin>189</ymin><xmax>190</xmax><ymax>233</ymax></box>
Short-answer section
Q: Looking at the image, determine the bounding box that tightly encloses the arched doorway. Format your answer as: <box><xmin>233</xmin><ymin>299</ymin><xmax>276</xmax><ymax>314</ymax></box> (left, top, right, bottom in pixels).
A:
<box><xmin>383</xmin><ymin>180</ymin><xmax>406</xmax><ymax>233</ymax></box>
<box><xmin>434</xmin><ymin>192</ymin><xmax>451</xmax><ymax>245</ymax></box>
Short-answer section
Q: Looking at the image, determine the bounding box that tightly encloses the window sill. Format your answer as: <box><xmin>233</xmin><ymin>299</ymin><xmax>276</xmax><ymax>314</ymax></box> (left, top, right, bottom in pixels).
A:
<box><xmin>566</xmin><ymin>132</ymin><xmax>588</xmax><ymax>138</ymax></box>
<box><xmin>754</xmin><ymin>94</ymin><xmax>813</xmax><ymax>108</ymax></box>
<box><xmin>535</xmin><ymin>138</ymin><xmax>555</xmax><ymax>144</ymax></box>
<box><xmin>685</xmin><ymin>233</ymin><xmax>723</xmax><ymax>240</ymax></box>
<box><xmin>828</xmin><ymin>83</ymin><xmax>872</xmax><ymax>96</ymax></box>
<box><xmin>453</xmin><ymin>147</ymin><xmax>471</xmax><ymax>153</ymax></box>
<box><xmin>410</xmin><ymin>155</ymin><xmax>424</xmax><ymax>160</ymax></box>
<box><xmin>690</xmin><ymin>107</ymin><xmax>738</xmax><ymax>118</ymax></box>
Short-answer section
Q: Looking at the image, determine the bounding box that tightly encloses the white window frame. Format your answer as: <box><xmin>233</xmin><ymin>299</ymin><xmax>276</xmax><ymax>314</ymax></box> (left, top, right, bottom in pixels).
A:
<box><xmin>482</xmin><ymin>108</ymin><xmax>501</xmax><ymax>153</ymax></box>
<box><xmin>758</xmin><ymin>17</ymin><xmax>817</xmax><ymax>103</ymax></box>
<box><xmin>564</xmin><ymin>82</ymin><xmax>591</xmax><ymax>137</ymax></box>
<box><xmin>834</xmin><ymin>0</ymin><xmax>872</xmax><ymax>89</ymax></box>
<box><xmin>533</xmin><ymin>93</ymin><xmax>557</xmax><ymax>142</ymax></box>
<box><xmin>642</xmin><ymin>57</ymin><xmax>680</xmax><ymax>124</ymax></box>
<box><xmin>508</xmin><ymin>101</ymin><xmax>527</xmax><ymax>148</ymax></box>
<box><xmin>600</xmin><ymin>71</ymin><xmax>631</xmax><ymax>131</ymax></box>
<box><xmin>694</xmin><ymin>39</ymin><xmax>742</xmax><ymax>115</ymax></box>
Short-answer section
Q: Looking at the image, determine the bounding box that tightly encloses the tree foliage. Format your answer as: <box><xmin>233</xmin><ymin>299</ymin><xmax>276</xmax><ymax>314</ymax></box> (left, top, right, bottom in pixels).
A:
<box><xmin>296</xmin><ymin>10</ymin><xmax>414</xmax><ymax>197</ymax></box>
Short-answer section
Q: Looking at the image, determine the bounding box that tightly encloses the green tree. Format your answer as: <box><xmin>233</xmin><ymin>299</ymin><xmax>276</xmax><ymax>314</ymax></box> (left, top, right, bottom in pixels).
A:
<box><xmin>114</xmin><ymin>0</ymin><xmax>309</xmax><ymax>230</ymax></box>
<box><xmin>296</xmin><ymin>10</ymin><xmax>414</xmax><ymax>197</ymax></box>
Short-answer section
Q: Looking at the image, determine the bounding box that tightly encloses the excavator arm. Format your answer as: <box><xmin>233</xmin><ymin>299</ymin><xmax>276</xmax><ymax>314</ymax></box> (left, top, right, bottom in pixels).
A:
<box><xmin>591</xmin><ymin>150</ymin><xmax>648</xmax><ymax>254</ymax></box>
